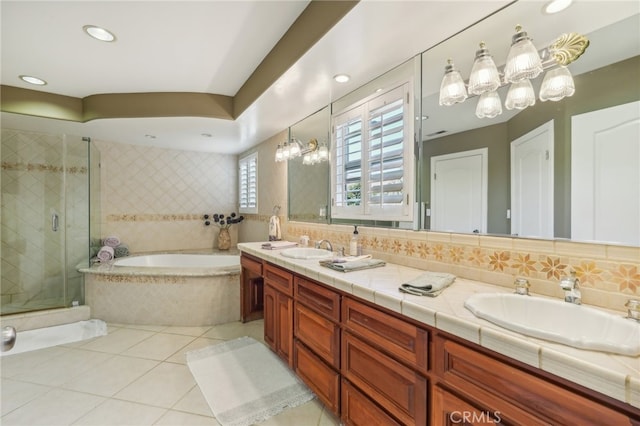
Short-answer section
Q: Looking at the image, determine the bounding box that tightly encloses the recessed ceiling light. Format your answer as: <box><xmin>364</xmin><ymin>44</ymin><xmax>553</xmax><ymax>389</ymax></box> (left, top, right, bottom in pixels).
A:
<box><xmin>543</xmin><ymin>0</ymin><xmax>572</xmax><ymax>14</ymax></box>
<box><xmin>83</xmin><ymin>25</ymin><xmax>116</xmax><ymax>42</ymax></box>
<box><xmin>333</xmin><ymin>74</ymin><xmax>350</xmax><ymax>83</ymax></box>
<box><xmin>19</xmin><ymin>75</ymin><xmax>47</xmax><ymax>85</ymax></box>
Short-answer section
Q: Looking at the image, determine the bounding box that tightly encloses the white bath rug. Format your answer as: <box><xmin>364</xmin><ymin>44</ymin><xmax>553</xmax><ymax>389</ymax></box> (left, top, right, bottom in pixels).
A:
<box><xmin>1</xmin><ymin>319</ymin><xmax>108</xmax><ymax>356</ymax></box>
<box><xmin>186</xmin><ymin>336</ymin><xmax>315</xmax><ymax>426</ymax></box>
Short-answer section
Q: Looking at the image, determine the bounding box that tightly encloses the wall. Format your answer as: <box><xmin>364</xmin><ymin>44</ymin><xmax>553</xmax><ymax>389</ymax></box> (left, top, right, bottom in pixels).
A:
<box><xmin>95</xmin><ymin>140</ymin><xmax>237</xmax><ymax>253</ymax></box>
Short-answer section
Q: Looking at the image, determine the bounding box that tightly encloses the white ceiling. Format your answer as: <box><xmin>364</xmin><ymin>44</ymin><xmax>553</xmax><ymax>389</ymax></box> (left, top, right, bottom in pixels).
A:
<box><xmin>2</xmin><ymin>0</ymin><xmax>514</xmax><ymax>153</ymax></box>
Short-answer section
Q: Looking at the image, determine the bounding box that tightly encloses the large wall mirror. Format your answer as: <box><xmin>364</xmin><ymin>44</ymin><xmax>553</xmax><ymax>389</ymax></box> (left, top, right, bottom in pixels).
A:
<box><xmin>287</xmin><ymin>106</ymin><xmax>331</xmax><ymax>223</ymax></box>
<box><xmin>420</xmin><ymin>1</ymin><xmax>639</xmax><ymax>246</ymax></box>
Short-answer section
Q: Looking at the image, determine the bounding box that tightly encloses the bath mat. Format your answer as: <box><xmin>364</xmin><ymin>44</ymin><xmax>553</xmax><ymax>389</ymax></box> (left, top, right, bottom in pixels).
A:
<box><xmin>186</xmin><ymin>336</ymin><xmax>315</xmax><ymax>426</ymax></box>
<box><xmin>1</xmin><ymin>319</ymin><xmax>107</xmax><ymax>356</ymax></box>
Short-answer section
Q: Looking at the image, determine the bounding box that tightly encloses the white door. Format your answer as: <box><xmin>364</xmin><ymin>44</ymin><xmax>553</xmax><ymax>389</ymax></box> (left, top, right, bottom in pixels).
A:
<box><xmin>431</xmin><ymin>148</ymin><xmax>488</xmax><ymax>233</ymax></box>
<box><xmin>511</xmin><ymin>120</ymin><xmax>554</xmax><ymax>238</ymax></box>
<box><xmin>572</xmin><ymin>101</ymin><xmax>640</xmax><ymax>245</ymax></box>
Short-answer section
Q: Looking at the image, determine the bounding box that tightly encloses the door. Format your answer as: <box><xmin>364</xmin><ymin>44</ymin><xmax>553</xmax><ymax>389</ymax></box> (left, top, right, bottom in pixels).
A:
<box><xmin>510</xmin><ymin>120</ymin><xmax>554</xmax><ymax>238</ymax></box>
<box><xmin>571</xmin><ymin>101</ymin><xmax>640</xmax><ymax>245</ymax></box>
<box><xmin>431</xmin><ymin>148</ymin><xmax>488</xmax><ymax>233</ymax></box>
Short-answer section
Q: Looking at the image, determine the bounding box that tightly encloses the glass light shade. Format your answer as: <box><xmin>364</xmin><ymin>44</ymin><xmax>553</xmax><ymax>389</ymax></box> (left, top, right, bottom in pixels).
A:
<box><xmin>311</xmin><ymin>150</ymin><xmax>319</xmax><ymax>163</ymax></box>
<box><xmin>318</xmin><ymin>144</ymin><xmax>329</xmax><ymax>161</ymax></box>
<box><xmin>439</xmin><ymin>60</ymin><xmax>468</xmax><ymax>106</ymax></box>
<box><xmin>289</xmin><ymin>139</ymin><xmax>302</xmax><ymax>158</ymax></box>
<box><xmin>505</xmin><ymin>79</ymin><xmax>536</xmax><ymax>110</ymax></box>
<box><xmin>475</xmin><ymin>91</ymin><xmax>503</xmax><ymax>118</ymax></box>
<box><xmin>539</xmin><ymin>66</ymin><xmax>575</xmax><ymax>101</ymax></box>
<box><xmin>468</xmin><ymin>44</ymin><xmax>501</xmax><ymax>96</ymax></box>
<box><xmin>504</xmin><ymin>27</ymin><xmax>543</xmax><ymax>83</ymax></box>
<box><xmin>282</xmin><ymin>143</ymin><xmax>291</xmax><ymax>160</ymax></box>
<box><xmin>302</xmin><ymin>154</ymin><xmax>312</xmax><ymax>165</ymax></box>
<box><xmin>275</xmin><ymin>145</ymin><xmax>284</xmax><ymax>162</ymax></box>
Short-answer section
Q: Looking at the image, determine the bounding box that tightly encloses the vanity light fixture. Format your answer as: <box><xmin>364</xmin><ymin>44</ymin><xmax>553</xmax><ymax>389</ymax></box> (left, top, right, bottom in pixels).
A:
<box><xmin>333</xmin><ymin>74</ymin><xmax>350</xmax><ymax>83</ymax></box>
<box><xmin>275</xmin><ymin>138</ymin><xmax>329</xmax><ymax>165</ymax></box>
<box><xmin>19</xmin><ymin>75</ymin><xmax>47</xmax><ymax>86</ymax></box>
<box><xmin>439</xmin><ymin>27</ymin><xmax>588</xmax><ymax>118</ymax></box>
<box><xmin>83</xmin><ymin>25</ymin><xmax>116</xmax><ymax>42</ymax></box>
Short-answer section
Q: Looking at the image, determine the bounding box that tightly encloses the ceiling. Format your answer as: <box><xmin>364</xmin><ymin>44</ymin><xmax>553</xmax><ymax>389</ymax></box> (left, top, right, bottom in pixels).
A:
<box><xmin>0</xmin><ymin>0</ymin><xmax>545</xmax><ymax>154</ymax></box>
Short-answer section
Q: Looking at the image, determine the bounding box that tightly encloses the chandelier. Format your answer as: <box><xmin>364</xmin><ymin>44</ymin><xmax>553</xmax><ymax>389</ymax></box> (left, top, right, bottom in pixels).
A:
<box><xmin>439</xmin><ymin>26</ymin><xmax>589</xmax><ymax>119</ymax></box>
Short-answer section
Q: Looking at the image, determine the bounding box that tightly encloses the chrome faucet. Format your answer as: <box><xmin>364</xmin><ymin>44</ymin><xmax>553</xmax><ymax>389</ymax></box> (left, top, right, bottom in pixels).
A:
<box><xmin>315</xmin><ymin>239</ymin><xmax>333</xmax><ymax>252</ymax></box>
<box><xmin>560</xmin><ymin>271</ymin><xmax>581</xmax><ymax>305</ymax></box>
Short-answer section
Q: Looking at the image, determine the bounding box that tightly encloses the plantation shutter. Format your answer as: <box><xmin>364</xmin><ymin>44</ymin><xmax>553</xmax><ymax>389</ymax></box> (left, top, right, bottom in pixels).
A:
<box><xmin>239</xmin><ymin>153</ymin><xmax>257</xmax><ymax>213</ymax></box>
<box><xmin>332</xmin><ymin>106</ymin><xmax>364</xmax><ymax>216</ymax></box>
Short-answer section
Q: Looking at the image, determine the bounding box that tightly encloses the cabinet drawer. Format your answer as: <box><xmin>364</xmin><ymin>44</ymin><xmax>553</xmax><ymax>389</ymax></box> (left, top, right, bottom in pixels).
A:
<box><xmin>342</xmin><ymin>332</ymin><xmax>427</xmax><ymax>426</ymax></box>
<box><xmin>341</xmin><ymin>379</ymin><xmax>402</xmax><ymax>426</ymax></box>
<box><xmin>240</xmin><ymin>254</ymin><xmax>262</xmax><ymax>275</ymax></box>
<box><xmin>294</xmin><ymin>302</ymin><xmax>340</xmax><ymax>368</ymax></box>
<box><xmin>342</xmin><ymin>297</ymin><xmax>428</xmax><ymax>374</ymax></box>
<box><xmin>263</xmin><ymin>263</ymin><xmax>293</xmax><ymax>296</ymax></box>
<box><xmin>295</xmin><ymin>276</ymin><xmax>340</xmax><ymax>322</ymax></box>
<box><xmin>435</xmin><ymin>335</ymin><xmax>631</xmax><ymax>425</ymax></box>
<box><xmin>294</xmin><ymin>340</ymin><xmax>340</xmax><ymax>415</ymax></box>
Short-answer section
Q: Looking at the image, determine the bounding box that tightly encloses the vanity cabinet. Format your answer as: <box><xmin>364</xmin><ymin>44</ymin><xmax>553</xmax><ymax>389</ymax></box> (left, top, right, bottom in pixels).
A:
<box><xmin>240</xmin><ymin>253</ymin><xmax>263</xmax><ymax>322</ymax></box>
<box><xmin>293</xmin><ymin>276</ymin><xmax>341</xmax><ymax>413</ymax></box>
<box><xmin>263</xmin><ymin>262</ymin><xmax>293</xmax><ymax>367</ymax></box>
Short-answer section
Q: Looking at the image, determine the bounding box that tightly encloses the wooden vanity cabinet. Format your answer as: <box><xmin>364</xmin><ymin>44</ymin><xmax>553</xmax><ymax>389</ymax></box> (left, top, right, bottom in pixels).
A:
<box><xmin>263</xmin><ymin>262</ymin><xmax>293</xmax><ymax>367</ymax></box>
<box><xmin>293</xmin><ymin>276</ymin><xmax>342</xmax><ymax>414</ymax></box>
<box><xmin>240</xmin><ymin>253</ymin><xmax>263</xmax><ymax>322</ymax></box>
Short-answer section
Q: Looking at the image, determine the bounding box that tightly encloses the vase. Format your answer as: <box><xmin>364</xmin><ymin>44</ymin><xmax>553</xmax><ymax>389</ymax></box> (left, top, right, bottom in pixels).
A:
<box><xmin>217</xmin><ymin>228</ymin><xmax>231</xmax><ymax>250</ymax></box>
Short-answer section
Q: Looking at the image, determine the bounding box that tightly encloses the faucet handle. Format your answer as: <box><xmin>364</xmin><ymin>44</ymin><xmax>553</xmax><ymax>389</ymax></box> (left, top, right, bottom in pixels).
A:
<box><xmin>625</xmin><ymin>299</ymin><xmax>640</xmax><ymax>322</ymax></box>
<box><xmin>560</xmin><ymin>270</ymin><xmax>579</xmax><ymax>289</ymax></box>
<box><xmin>514</xmin><ymin>278</ymin><xmax>530</xmax><ymax>295</ymax></box>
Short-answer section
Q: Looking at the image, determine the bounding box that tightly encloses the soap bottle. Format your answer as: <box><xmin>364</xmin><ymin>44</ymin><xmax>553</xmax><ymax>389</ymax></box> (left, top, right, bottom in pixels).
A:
<box><xmin>350</xmin><ymin>225</ymin><xmax>359</xmax><ymax>256</ymax></box>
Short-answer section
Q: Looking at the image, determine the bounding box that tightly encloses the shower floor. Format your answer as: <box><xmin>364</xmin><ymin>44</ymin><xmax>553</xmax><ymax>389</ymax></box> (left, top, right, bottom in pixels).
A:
<box><xmin>1</xmin><ymin>319</ymin><xmax>107</xmax><ymax>356</ymax></box>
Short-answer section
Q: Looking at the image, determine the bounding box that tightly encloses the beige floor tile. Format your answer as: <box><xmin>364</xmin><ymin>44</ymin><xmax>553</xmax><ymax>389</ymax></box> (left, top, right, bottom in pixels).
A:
<box><xmin>161</xmin><ymin>325</ymin><xmax>213</xmax><ymax>337</ymax></box>
<box><xmin>259</xmin><ymin>398</ymin><xmax>325</xmax><ymax>426</ymax></box>
<box><xmin>165</xmin><ymin>337</ymin><xmax>224</xmax><ymax>364</ymax></box>
<box><xmin>0</xmin><ymin>346</ymin><xmax>70</xmax><ymax>378</ymax></box>
<box><xmin>202</xmin><ymin>320</ymin><xmax>264</xmax><ymax>341</ymax></box>
<box><xmin>63</xmin><ymin>355</ymin><xmax>159</xmax><ymax>397</ymax></box>
<box><xmin>123</xmin><ymin>333</ymin><xmax>196</xmax><ymax>361</ymax></box>
<box><xmin>114</xmin><ymin>362</ymin><xmax>196</xmax><ymax>408</ymax></box>
<box><xmin>73</xmin><ymin>398</ymin><xmax>167</xmax><ymax>426</ymax></box>
<box><xmin>154</xmin><ymin>410</ymin><xmax>220</xmax><ymax>425</ymax></box>
<box><xmin>80</xmin><ymin>328</ymin><xmax>156</xmax><ymax>354</ymax></box>
<box><xmin>172</xmin><ymin>386</ymin><xmax>214</xmax><ymax>417</ymax></box>
<box><xmin>0</xmin><ymin>379</ymin><xmax>51</xmax><ymax>416</ymax></box>
<box><xmin>1</xmin><ymin>388</ymin><xmax>105</xmax><ymax>426</ymax></box>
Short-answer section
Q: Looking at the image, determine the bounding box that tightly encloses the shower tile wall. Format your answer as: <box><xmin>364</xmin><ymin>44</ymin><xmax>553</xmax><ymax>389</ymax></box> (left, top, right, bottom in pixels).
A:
<box><xmin>1</xmin><ymin>130</ymin><xmax>87</xmax><ymax>310</ymax></box>
<box><xmin>95</xmin><ymin>141</ymin><xmax>237</xmax><ymax>253</ymax></box>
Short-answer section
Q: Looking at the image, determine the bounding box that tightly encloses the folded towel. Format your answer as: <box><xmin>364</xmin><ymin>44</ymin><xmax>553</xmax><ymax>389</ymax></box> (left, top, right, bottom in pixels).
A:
<box><xmin>114</xmin><ymin>244</ymin><xmax>129</xmax><ymax>258</ymax></box>
<box><xmin>261</xmin><ymin>241</ymin><xmax>297</xmax><ymax>250</ymax></box>
<box><xmin>321</xmin><ymin>255</ymin><xmax>371</xmax><ymax>264</ymax></box>
<box><xmin>102</xmin><ymin>236</ymin><xmax>120</xmax><ymax>248</ymax></box>
<box><xmin>320</xmin><ymin>258</ymin><xmax>386</xmax><ymax>272</ymax></box>
<box><xmin>97</xmin><ymin>246</ymin><xmax>114</xmax><ymax>262</ymax></box>
<box><xmin>399</xmin><ymin>271</ymin><xmax>456</xmax><ymax>297</ymax></box>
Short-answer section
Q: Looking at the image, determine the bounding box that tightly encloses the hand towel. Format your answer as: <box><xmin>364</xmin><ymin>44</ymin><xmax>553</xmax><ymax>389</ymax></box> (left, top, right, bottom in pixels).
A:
<box><xmin>102</xmin><ymin>236</ymin><xmax>120</xmax><ymax>248</ymax></box>
<box><xmin>97</xmin><ymin>246</ymin><xmax>114</xmax><ymax>262</ymax></box>
<box><xmin>261</xmin><ymin>241</ymin><xmax>298</xmax><ymax>250</ymax></box>
<box><xmin>114</xmin><ymin>244</ymin><xmax>129</xmax><ymax>258</ymax></box>
<box><xmin>268</xmin><ymin>216</ymin><xmax>281</xmax><ymax>241</ymax></box>
<box><xmin>319</xmin><ymin>258</ymin><xmax>386</xmax><ymax>272</ymax></box>
<box><xmin>321</xmin><ymin>255</ymin><xmax>372</xmax><ymax>264</ymax></box>
<box><xmin>399</xmin><ymin>272</ymin><xmax>456</xmax><ymax>297</ymax></box>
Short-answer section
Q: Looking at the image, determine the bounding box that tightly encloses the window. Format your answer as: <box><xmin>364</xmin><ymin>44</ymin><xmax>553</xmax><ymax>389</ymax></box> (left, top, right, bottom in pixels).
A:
<box><xmin>331</xmin><ymin>83</ymin><xmax>414</xmax><ymax>221</ymax></box>
<box><xmin>238</xmin><ymin>153</ymin><xmax>257</xmax><ymax>214</ymax></box>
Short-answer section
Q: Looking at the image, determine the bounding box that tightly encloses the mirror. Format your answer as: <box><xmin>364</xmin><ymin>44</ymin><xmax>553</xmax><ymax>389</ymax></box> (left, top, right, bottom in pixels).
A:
<box><xmin>420</xmin><ymin>1</ymin><xmax>639</xmax><ymax>245</ymax></box>
<box><xmin>287</xmin><ymin>106</ymin><xmax>331</xmax><ymax>223</ymax></box>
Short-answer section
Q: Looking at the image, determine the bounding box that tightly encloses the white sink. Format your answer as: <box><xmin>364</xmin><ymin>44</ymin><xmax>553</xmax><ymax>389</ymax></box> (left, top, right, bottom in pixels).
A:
<box><xmin>280</xmin><ymin>247</ymin><xmax>333</xmax><ymax>260</ymax></box>
<box><xmin>464</xmin><ymin>293</ymin><xmax>640</xmax><ymax>356</ymax></box>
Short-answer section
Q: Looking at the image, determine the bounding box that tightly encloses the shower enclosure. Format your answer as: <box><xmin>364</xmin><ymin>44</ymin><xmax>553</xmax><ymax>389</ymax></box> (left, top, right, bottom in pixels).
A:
<box><xmin>1</xmin><ymin>128</ymin><xmax>98</xmax><ymax>315</ymax></box>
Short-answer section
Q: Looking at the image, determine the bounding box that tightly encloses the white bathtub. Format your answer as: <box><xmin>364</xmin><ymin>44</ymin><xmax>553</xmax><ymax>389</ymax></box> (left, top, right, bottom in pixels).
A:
<box><xmin>114</xmin><ymin>254</ymin><xmax>239</xmax><ymax>268</ymax></box>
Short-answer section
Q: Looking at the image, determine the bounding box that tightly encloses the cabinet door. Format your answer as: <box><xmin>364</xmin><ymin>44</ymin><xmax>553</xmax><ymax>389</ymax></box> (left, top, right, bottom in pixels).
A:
<box><xmin>276</xmin><ymin>290</ymin><xmax>293</xmax><ymax>367</ymax></box>
<box><xmin>432</xmin><ymin>385</ymin><xmax>505</xmax><ymax>426</ymax></box>
<box><xmin>342</xmin><ymin>379</ymin><xmax>403</xmax><ymax>426</ymax></box>
<box><xmin>294</xmin><ymin>341</ymin><xmax>340</xmax><ymax>415</ymax></box>
<box><xmin>264</xmin><ymin>262</ymin><xmax>294</xmax><ymax>296</ymax></box>
<box><xmin>342</xmin><ymin>332</ymin><xmax>427</xmax><ymax>426</ymax></box>
<box><xmin>263</xmin><ymin>284</ymin><xmax>277</xmax><ymax>351</ymax></box>
<box><xmin>295</xmin><ymin>276</ymin><xmax>341</xmax><ymax>322</ymax></box>
<box><xmin>295</xmin><ymin>302</ymin><xmax>340</xmax><ymax>368</ymax></box>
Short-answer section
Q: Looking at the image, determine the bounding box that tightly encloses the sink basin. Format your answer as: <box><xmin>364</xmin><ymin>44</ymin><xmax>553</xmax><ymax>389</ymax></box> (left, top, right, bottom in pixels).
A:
<box><xmin>280</xmin><ymin>247</ymin><xmax>333</xmax><ymax>260</ymax></box>
<box><xmin>464</xmin><ymin>293</ymin><xmax>640</xmax><ymax>356</ymax></box>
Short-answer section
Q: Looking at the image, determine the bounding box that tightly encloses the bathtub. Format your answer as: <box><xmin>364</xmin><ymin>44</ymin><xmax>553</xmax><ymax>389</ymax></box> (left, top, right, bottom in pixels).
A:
<box><xmin>81</xmin><ymin>252</ymin><xmax>241</xmax><ymax>326</ymax></box>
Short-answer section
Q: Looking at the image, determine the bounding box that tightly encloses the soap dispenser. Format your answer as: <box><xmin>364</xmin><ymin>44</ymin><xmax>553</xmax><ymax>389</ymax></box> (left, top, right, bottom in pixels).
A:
<box><xmin>350</xmin><ymin>225</ymin><xmax>359</xmax><ymax>256</ymax></box>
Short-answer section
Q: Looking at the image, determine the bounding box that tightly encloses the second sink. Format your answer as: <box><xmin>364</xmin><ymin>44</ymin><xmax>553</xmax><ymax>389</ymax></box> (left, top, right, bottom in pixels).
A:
<box><xmin>280</xmin><ymin>247</ymin><xmax>333</xmax><ymax>260</ymax></box>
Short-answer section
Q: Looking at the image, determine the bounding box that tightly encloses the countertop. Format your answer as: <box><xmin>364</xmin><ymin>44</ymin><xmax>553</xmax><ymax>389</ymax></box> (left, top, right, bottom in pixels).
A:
<box><xmin>238</xmin><ymin>242</ymin><xmax>640</xmax><ymax>409</ymax></box>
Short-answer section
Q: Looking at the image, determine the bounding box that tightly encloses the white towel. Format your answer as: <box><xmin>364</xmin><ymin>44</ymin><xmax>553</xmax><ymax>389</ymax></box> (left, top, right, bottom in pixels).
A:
<box><xmin>97</xmin><ymin>246</ymin><xmax>114</xmax><ymax>262</ymax></box>
<box><xmin>268</xmin><ymin>216</ymin><xmax>281</xmax><ymax>241</ymax></box>
<box><xmin>102</xmin><ymin>236</ymin><xmax>120</xmax><ymax>248</ymax></box>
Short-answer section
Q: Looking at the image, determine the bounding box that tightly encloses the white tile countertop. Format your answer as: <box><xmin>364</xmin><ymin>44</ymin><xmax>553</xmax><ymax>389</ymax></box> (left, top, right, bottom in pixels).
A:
<box><xmin>238</xmin><ymin>242</ymin><xmax>640</xmax><ymax>409</ymax></box>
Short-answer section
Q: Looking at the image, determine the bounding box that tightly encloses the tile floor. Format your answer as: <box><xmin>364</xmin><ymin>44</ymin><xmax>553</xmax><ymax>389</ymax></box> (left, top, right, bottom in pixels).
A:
<box><xmin>1</xmin><ymin>320</ymin><xmax>340</xmax><ymax>426</ymax></box>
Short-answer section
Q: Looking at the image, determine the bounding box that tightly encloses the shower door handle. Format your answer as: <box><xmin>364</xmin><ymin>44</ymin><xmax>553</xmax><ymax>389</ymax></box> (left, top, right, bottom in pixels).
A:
<box><xmin>52</xmin><ymin>212</ymin><xmax>59</xmax><ymax>232</ymax></box>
